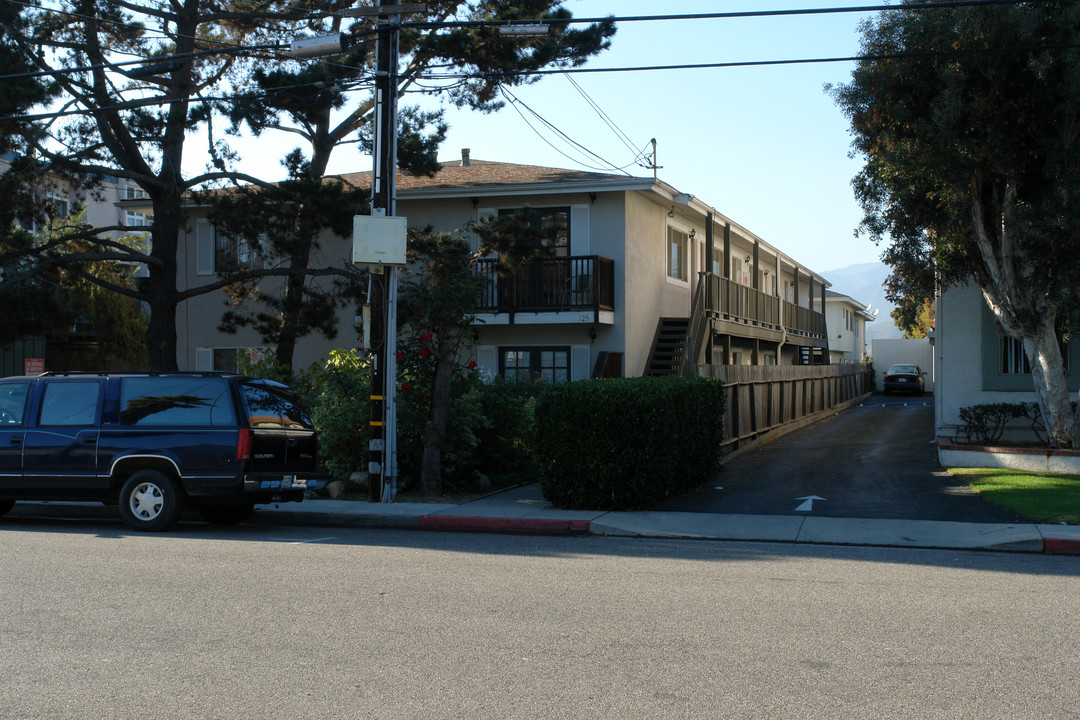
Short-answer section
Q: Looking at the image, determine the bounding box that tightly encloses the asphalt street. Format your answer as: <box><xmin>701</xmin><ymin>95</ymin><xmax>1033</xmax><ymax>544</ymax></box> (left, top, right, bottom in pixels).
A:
<box><xmin>657</xmin><ymin>395</ymin><xmax>1029</xmax><ymax>523</ymax></box>
<box><xmin>3</xmin><ymin>524</ymin><xmax>1080</xmax><ymax>719</ymax></box>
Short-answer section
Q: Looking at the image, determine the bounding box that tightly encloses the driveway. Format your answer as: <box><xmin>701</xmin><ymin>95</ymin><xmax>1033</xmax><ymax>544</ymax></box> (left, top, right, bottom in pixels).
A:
<box><xmin>657</xmin><ymin>395</ymin><xmax>1029</xmax><ymax>523</ymax></box>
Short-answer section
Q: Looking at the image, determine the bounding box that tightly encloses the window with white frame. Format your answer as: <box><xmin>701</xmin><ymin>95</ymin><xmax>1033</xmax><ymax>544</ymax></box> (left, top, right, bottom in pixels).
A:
<box><xmin>125</xmin><ymin>210</ymin><xmax>149</xmax><ymax>227</ymax></box>
<box><xmin>667</xmin><ymin>226</ymin><xmax>688</xmax><ymax>281</ymax></box>
<box><xmin>499</xmin><ymin>346</ymin><xmax>570</xmax><ymax>383</ymax></box>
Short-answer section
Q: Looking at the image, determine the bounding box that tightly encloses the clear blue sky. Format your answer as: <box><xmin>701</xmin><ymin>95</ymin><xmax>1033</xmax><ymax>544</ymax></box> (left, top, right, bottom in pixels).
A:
<box><xmin>423</xmin><ymin>0</ymin><xmax>882</xmax><ymax>274</ymax></box>
<box><xmin>217</xmin><ymin>1</ymin><xmax>884</xmax><ymax>274</ymax></box>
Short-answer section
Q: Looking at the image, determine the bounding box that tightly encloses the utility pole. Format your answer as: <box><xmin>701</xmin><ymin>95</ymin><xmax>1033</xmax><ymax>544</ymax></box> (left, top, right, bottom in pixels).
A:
<box><xmin>367</xmin><ymin>0</ymin><xmax>403</xmax><ymax>502</ymax></box>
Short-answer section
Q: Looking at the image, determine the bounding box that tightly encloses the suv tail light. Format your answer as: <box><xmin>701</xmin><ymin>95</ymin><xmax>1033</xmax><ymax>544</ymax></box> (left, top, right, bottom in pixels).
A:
<box><xmin>236</xmin><ymin>428</ymin><xmax>252</xmax><ymax>460</ymax></box>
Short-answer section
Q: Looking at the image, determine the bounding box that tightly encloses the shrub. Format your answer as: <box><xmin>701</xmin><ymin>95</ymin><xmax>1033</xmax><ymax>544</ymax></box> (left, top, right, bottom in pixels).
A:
<box><xmin>535</xmin><ymin>377</ymin><xmax>725</xmax><ymax>510</ymax></box>
<box><xmin>296</xmin><ymin>350</ymin><xmax>372</xmax><ymax>485</ymax></box>
<box><xmin>958</xmin><ymin>402</ymin><xmax>1035</xmax><ymax>445</ymax></box>
<box><xmin>468</xmin><ymin>378</ymin><xmax>543</xmax><ymax>486</ymax></box>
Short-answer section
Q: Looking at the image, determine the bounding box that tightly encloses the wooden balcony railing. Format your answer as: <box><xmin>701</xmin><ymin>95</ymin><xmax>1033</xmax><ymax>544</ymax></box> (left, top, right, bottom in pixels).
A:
<box><xmin>475</xmin><ymin>255</ymin><xmax>614</xmax><ymax>318</ymax></box>
<box><xmin>699</xmin><ymin>273</ymin><xmax>825</xmax><ymax>340</ymax></box>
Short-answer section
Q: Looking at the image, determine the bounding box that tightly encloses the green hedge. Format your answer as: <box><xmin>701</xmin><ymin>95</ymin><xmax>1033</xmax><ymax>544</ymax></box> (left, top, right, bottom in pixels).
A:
<box><xmin>535</xmin><ymin>377</ymin><xmax>725</xmax><ymax>510</ymax></box>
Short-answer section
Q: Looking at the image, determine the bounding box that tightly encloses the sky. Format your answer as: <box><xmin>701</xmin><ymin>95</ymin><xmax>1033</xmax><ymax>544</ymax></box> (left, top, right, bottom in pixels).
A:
<box><xmin>192</xmin><ymin>0</ymin><xmax>886</xmax><ymax>276</ymax></box>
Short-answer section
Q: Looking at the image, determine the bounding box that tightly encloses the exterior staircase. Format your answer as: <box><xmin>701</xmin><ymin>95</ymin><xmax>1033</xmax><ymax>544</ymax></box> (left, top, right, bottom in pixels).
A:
<box><xmin>645</xmin><ymin>317</ymin><xmax>690</xmax><ymax>376</ymax></box>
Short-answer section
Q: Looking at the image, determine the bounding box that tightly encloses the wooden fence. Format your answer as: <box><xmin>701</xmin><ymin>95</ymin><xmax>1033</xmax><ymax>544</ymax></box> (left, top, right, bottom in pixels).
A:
<box><xmin>696</xmin><ymin>362</ymin><xmax>874</xmax><ymax>454</ymax></box>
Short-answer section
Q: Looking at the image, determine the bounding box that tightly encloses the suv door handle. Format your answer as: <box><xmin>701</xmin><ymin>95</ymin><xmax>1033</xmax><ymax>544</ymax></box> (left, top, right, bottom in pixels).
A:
<box><xmin>8</xmin><ymin>436</ymin><xmax>21</xmax><ymax>445</ymax></box>
<box><xmin>81</xmin><ymin>435</ymin><xmax>98</xmax><ymax>444</ymax></box>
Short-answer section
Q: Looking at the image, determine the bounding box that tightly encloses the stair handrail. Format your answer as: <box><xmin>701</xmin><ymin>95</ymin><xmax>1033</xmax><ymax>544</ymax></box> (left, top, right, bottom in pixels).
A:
<box><xmin>682</xmin><ymin>272</ymin><xmax>710</xmax><ymax>376</ymax></box>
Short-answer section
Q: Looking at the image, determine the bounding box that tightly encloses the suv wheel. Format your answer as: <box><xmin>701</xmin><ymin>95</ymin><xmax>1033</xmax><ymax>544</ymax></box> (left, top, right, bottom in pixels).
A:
<box><xmin>119</xmin><ymin>470</ymin><xmax>183</xmax><ymax>531</ymax></box>
<box><xmin>198</xmin><ymin>502</ymin><xmax>254</xmax><ymax>526</ymax></box>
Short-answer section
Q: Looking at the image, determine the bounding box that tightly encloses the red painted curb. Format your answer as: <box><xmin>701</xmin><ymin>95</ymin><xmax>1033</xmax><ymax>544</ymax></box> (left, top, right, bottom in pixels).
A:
<box><xmin>1044</xmin><ymin>537</ymin><xmax>1080</xmax><ymax>555</ymax></box>
<box><xmin>418</xmin><ymin>515</ymin><xmax>590</xmax><ymax>535</ymax></box>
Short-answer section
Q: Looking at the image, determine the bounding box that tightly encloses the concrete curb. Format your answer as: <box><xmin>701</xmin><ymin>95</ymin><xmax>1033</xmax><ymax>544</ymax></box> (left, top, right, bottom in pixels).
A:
<box><xmin>1037</xmin><ymin>525</ymin><xmax>1080</xmax><ymax>555</ymax></box>
<box><xmin>8</xmin><ymin>499</ymin><xmax>1080</xmax><ymax>555</ymax></box>
<box><xmin>418</xmin><ymin>515</ymin><xmax>590</xmax><ymax>535</ymax></box>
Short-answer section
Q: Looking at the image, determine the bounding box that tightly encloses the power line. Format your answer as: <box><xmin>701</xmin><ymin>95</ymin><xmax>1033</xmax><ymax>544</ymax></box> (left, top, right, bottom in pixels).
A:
<box><xmin>561</xmin><ymin>73</ymin><xmax>642</xmax><ymax>161</ymax></box>
<box><xmin>418</xmin><ymin>43</ymin><xmax>1080</xmax><ymax>81</ymax></box>
<box><xmin>0</xmin><ymin>0</ymin><xmax>1045</xmax><ymax>83</ymax></box>
<box><xmin>0</xmin><ymin>78</ymin><xmax>375</xmax><ymax>123</ymax></box>
<box><xmin>498</xmin><ymin>87</ymin><xmax>646</xmax><ymax>176</ymax></box>
<box><xmin>4</xmin><ymin>38</ymin><xmax>1077</xmax><ymax>124</ymax></box>
<box><xmin>400</xmin><ymin>0</ymin><xmax>1048</xmax><ymax>30</ymax></box>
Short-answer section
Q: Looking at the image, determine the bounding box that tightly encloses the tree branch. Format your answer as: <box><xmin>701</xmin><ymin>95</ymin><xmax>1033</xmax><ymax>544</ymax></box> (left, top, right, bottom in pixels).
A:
<box><xmin>175</xmin><ymin>263</ymin><xmax>357</xmax><ymax>302</ymax></box>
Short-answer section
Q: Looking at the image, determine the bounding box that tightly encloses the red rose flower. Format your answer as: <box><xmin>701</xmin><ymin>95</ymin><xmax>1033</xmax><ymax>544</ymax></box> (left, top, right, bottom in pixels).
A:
<box><xmin>420</xmin><ymin>348</ymin><xmax>430</xmax><ymax>357</ymax></box>
<box><xmin>401</xmin><ymin>383</ymin><xmax>411</xmax><ymax>391</ymax></box>
<box><xmin>467</xmin><ymin>360</ymin><xmax>477</xmax><ymax>369</ymax></box>
<box><xmin>395</xmin><ymin>351</ymin><xmax>405</xmax><ymax>362</ymax></box>
<box><xmin>419</xmin><ymin>332</ymin><xmax>433</xmax><ymax>342</ymax></box>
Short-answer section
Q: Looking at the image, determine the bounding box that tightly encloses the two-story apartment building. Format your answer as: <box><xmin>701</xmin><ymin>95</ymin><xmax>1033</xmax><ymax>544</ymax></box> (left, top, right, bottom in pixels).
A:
<box><xmin>1</xmin><ymin>154</ymin><xmax>151</xmax><ymax>374</ymax></box>
<box><xmin>822</xmin><ymin>290</ymin><xmax>875</xmax><ymax>363</ymax></box>
<box><xmin>168</xmin><ymin>152</ymin><xmax>833</xmax><ymax>378</ymax></box>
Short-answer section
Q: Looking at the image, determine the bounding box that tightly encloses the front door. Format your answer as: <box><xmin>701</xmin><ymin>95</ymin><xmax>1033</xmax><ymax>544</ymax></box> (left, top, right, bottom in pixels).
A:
<box><xmin>0</xmin><ymin>381</ymin><xmax>31</xmax><ymax>494</ymax></box>
<box><xmin>22</xmin><ymin>379</ymin><xmax>103</xmax><ymax>496</ymax></box>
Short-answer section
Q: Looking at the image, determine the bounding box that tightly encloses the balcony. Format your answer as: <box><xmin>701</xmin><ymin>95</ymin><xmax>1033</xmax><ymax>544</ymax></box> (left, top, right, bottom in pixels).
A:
<box><xmin>474</xmin><ymin>255</ymin><xmax>615</xmax><ymax>324</ymax></box>
<box><xmin>699</xmin><ymin>273</ymin><xmax>825</xmax><ymax>341</ymax></box>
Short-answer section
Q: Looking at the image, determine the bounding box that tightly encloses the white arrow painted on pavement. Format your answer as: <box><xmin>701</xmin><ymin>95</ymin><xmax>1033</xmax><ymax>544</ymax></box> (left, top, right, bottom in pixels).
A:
<box><xmin>794</xmin><ymin>496</ymin><xmax>825</xmax><ymax>512</ymax></box>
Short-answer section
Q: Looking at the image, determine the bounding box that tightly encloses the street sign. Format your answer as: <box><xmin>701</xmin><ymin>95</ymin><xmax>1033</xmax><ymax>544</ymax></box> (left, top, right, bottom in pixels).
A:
<box><xmin>24</xmin><ymin>358</ymin><xmax>44</xmax><ymax>374</ymax></box>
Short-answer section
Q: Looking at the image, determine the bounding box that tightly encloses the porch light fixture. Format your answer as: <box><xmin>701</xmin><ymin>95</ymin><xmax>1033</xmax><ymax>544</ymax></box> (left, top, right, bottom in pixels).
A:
<box><xmin>689</xmin><ymin>229</ymin><xmax>696</xmax><ymax>240</ymax></box>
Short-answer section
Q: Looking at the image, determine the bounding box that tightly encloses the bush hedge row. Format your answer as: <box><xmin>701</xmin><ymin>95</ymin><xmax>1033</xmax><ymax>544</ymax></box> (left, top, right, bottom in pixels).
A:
<box><xmin>535</xmin><ymin>376</ymin><xmax>725</xmax><ymax>510</ymax></box>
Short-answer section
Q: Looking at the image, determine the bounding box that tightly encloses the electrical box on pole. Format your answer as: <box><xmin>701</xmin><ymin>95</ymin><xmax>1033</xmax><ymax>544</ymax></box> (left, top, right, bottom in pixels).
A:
<box><xmin>352</xmin><ymin>215</ymin><xmax>407</xmax><ymax>268</ymax></box>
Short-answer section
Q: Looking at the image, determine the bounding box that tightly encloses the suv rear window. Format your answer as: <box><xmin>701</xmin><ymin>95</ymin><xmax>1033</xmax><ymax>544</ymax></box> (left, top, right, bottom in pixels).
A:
<box><xmin>240</xmin><ymin>381</ymin><xmax>314</xmax><ymax>430</ymax></box>
<box><xmin>120</xmin><ymin>377</ymin><xmax>237</xmax><ymax>426</ymax></box>
<box><xmin>40</xmin><ymin>381</ymin><xmax>100</xmax><ymax>426</ymax></box>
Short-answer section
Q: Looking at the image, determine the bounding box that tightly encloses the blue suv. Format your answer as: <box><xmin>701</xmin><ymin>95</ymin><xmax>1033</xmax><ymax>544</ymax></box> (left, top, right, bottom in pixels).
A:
<box><xmin>0</xmin><ymin>372</ymin><xmax>326</xmax><ymax>531</ymax></box>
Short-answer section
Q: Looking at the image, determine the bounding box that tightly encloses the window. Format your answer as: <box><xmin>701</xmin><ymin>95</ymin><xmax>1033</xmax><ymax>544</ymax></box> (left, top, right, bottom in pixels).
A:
<box><xmin>498</xmin><ymin>207</ymin><xmax>570</xmax><ymax>256</ymax></box>
<box><xmin>499</xmin><ymin>347</ymin><xmax>570</xmax><ymax>383</ymax></box>
<box><xmin>213</xmin><ymin>347</ymin><xmax>270</xmax><ymax>373</ymax></box>
<box><xmin>119</xmin><ymin>377</ymin><xmax>236</xmax><ymax>426</ymax></box>
<box><xmin>0</xmin><ymin>382</ymin><xmax>30</xmax><ymax>425</ymax></box>
<box><xmin>240</xmin><ymin>381</ymin><xmax>314</xmax><ymax>430</ymax></box>
<box><xmin>214</xmin><ymin>227</ymin><xmax>261</xmax><ymax>272</ymax></box>
<box><xmin>39</xmin><ymin>381</ymin><xmax>99</xmax><ymax>426</ymax></box>
<box><xmin>668</xmin><ymin>227</ymin><xmax>688</xmax><ymax>281</ymax></box>
<box><xmin>125</xmin><ymin>210</ymin><xmax>149</xmax><ymax>227</ymax></box>
<box><xmin>1000</xmin><ymin>336</ymin><xmax>1069</xmax><ymax>375</ymax></box>
<box><xmin>16</xmin><ymin>195</ymin><xmax>70</xmax><ymax>236</ymax></box>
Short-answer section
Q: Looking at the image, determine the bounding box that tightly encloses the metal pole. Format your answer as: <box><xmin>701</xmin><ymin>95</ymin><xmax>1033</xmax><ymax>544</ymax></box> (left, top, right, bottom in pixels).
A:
<box><xmin>368</xmin><ymin>0</ymin><xmax>400</xmax><ymax>502</ymax></box>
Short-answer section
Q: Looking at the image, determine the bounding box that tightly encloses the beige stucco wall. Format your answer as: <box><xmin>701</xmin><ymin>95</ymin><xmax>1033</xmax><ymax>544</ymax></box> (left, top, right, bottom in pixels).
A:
<box><xmin>175</xmin><ymin>213</ymin><xmax>355</xmax><ymax>371</ymax></box>
<box><xmin>935</xmin><ymin>282</ymin><xmax>1034</xmax><ymax>434</ymax></box>
<box><xmin>825</xmin><ymin>302</ymin><xmax>869</xmax><ymax>362</ymax></box>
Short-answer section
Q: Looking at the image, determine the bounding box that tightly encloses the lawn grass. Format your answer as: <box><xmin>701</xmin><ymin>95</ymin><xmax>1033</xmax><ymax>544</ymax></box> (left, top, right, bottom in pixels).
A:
<box><xmin>949</xmin><ymin>467</ymin><xmax>1080</xmax><ymax>525</ymax></box>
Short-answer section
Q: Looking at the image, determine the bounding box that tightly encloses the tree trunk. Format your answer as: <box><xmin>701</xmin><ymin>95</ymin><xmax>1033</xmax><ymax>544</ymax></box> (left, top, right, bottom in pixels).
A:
<box><xmin>1023</xmin><ymin>322</ymin><xmax>1076</xmax><ymax>448</ymax></box>
<box><xmin>419</xmin><ymin>338</ymin><xmax>457</xmax><ymax>496</ymax></box>
<box><xmin>144</xmin><ymin>204</ymin><xmax>180</xmax><ymax>372</ymax></box>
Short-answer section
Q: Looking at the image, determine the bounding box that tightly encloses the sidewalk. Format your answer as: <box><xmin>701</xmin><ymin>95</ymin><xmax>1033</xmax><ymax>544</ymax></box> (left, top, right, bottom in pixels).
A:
<box><xmin>250</xmin><ymin>483</ymin><xmax>1080</xmax><ymax>555</ymax></box>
